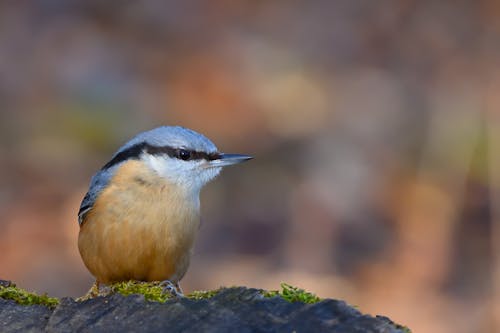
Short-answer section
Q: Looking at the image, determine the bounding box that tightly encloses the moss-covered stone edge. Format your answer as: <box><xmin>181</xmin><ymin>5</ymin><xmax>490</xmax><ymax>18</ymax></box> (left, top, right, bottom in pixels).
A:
<box><xmin>0</xmin><ymin>280</ymin><xmax>412</xmax><ymax>332</ymax></box>
<box><xmin>0</xmin><ymin>280</ymin><xmax>322</xmax><ymax>307</ymax></box>
<box><xmin>0</xmin><ymin>281</ymin><xmax>59</xmax><ymax>309</ymax></box>
<box><xmin>108</xmin><ymin>281</ymin><xmax>323</xmax><ymax>304</ymax></box>
<box><xmin>108</xmin><ymin>281</ymin><xmax>411</xmax><ymax>332</ymax></box>
<box><xmin>261</xmin><ymin>282</ymin><xmax>321</xmax><ymax>304</ymax></box>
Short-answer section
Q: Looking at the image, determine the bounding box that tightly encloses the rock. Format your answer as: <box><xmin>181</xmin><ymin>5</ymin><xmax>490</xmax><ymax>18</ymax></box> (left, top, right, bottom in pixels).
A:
<box><xmin>0</xmin><ymin>298</ymin><xmax>52</xmax><ymax>332</ymax></box>
<box><xmin>0</xmin><ymin>285</ymin><xmax>408</xmax><ymax>333</ymax></box>
<box><xmin>0</xmin><ymin>280</ymin><xmax>13</xmax><ymax>288</ymax></box>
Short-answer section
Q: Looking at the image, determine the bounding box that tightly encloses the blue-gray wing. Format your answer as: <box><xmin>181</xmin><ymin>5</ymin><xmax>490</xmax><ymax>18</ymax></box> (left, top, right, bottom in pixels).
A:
<box><xmin>78</xmin><ymin>168</ymin><xmax>114</xmax><ymax>226</ymax></box>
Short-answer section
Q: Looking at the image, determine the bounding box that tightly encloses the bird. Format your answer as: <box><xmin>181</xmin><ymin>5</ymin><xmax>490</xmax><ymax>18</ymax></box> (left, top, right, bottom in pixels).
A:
<box><xmin>77</xmin><ymin>126</ymin><xmax>252</xmax><ymax>297</ymax></box>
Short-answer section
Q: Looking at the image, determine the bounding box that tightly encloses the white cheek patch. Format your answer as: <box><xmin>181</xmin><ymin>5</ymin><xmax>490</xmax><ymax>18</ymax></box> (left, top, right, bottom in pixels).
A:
<box><xmin>143</xmin><ymin>154</ymin><xmax>188</xmax><ymax>181</ymax></box>
<box><xmin>142</xmin><ymin>154</ymin><xmax>222</xmax><ymax>192</ymax></box>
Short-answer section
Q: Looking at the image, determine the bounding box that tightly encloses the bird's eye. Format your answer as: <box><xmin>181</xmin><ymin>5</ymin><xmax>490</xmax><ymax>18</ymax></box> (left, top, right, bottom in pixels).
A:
<box><xmin>177</xmin><ymin>149</ymin><xmax>191</xmax><ymax>160</ymax></box>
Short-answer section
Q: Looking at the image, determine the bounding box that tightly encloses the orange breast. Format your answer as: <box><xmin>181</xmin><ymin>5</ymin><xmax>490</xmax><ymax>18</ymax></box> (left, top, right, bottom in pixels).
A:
<box><xmin>78</xmin><ymin>160</ymin><xmax>200</xmax><ymax>284</ymax></box>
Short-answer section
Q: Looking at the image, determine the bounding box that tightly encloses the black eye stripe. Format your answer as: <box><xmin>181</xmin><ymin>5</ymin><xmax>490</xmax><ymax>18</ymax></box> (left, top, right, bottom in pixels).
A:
<box><xmin>101</xmin><ymin>142</ymin><xmax>220</xmax><ymax>170</ymax></box>
<box><xmin>101</xmin><ymin>142</ymin><xmax>148</xmax><ymax>170</ymax></box>
<box><xmin>186</xmin><ymin>150</ymin><xmax>220</xmax><ymax>161</ymax></box>
<box><xmin>145</xmin><ymin>146</ymin><xmax>220</xmax><ymax>161</ymax></box>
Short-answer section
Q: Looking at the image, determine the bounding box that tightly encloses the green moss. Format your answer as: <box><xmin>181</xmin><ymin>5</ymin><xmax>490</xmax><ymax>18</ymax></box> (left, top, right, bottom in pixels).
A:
<box><xmin>81</xmin><ymin>281</ymin><xmax>225</xmax><ymax>303</ymax></box>
<box><xmin>187</xmin><ymin>289</ymin><xmax>221</xmax><ymax>300</ymax></box>
<box><xmin>0</xmin><ymin>282</ymin><xmax>59</xmax><ymax>309</ymax></box>
<box><xmin>263</xmin><ymin>283</ymin><xmax>321</xmax><ymax>304</ymax></box>
<box><xmin>110</xmin><ymin>281</ymin><xmax>172</xmax><ymax>303</ymax></box>
<box><xmin>108</xmin><ymin>282</ymin><xmax>321</xmax><ymax>304</ymax></box>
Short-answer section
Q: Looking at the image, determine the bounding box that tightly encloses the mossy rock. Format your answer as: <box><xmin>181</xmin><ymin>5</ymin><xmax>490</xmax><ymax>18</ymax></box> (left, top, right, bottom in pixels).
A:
<box><xmin>0</xmin><ymin>281</ymin><xmax>59</xmax><ymax>309</ymax></box>
<box><xmin>0</xmin><ymin>279</ymin><xmax>411</xmax><ymax>332</ymax></box>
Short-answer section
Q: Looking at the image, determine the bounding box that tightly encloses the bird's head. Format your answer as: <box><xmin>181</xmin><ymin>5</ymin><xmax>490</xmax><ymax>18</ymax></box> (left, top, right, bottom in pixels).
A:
<box><xmin>102</xmin><ymin>126</ymin><xmax>252</xmax><ymax>192</ymax></box>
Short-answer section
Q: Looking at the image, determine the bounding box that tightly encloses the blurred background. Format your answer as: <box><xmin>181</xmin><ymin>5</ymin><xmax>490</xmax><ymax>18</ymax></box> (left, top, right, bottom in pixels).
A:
<box><xmin>0</xmin><ymin>1</ymin><xmax>499</xmax><ymax>332</ymax></box>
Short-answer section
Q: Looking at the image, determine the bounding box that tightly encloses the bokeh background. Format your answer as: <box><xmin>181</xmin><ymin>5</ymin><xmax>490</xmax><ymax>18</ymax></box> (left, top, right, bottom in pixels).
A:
<box><xmin>1</xmin><ymin>1</ymin><xmax>499</xmax><ymax>332</ymax></box>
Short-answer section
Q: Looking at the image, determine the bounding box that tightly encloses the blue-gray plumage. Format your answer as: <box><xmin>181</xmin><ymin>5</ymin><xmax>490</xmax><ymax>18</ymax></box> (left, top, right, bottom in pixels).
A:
<box><xmin>77</xmin><ymin>126</ymin><xmax>251</xmax><ymax>297</ymax></box>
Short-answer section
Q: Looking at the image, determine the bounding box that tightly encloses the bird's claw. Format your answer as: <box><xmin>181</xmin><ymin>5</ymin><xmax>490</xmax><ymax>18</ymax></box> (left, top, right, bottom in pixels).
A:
<box><xmin>159</xmin><ymin>280</ymin><xmax>184</xmax><ymax>298</ymax></box>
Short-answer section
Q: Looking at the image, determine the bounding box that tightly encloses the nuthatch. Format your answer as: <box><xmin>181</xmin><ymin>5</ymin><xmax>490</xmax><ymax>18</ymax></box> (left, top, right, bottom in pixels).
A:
<box><xmin>77</xmin><ymin>126</ymin><xmax>252</xmax><ymax>296</ymax></box>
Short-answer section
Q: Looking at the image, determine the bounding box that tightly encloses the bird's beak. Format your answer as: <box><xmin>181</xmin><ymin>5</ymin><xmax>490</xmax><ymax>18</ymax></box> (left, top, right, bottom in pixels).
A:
<box><xmin>210</xmin><ymin>153</ymin><xmax>253</xmax><ymax>167</ymax></box>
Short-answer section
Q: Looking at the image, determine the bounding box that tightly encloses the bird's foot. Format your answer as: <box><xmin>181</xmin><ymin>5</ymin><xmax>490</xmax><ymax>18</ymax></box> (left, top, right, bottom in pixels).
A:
<box><xmin>76</xmin><ymin>280</ymin><xmax>111</xmax><ymax>301</ymax></box>
<box><xmin>159</xmin><ymin>280</ymin><xmax>184</xmax><ymax>298</ymax></box>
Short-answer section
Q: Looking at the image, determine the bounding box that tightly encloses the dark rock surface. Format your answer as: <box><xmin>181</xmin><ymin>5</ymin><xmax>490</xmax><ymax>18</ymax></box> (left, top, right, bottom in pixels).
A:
<box><xmin>0</xmin><ymin>298</ymin><xmax>52</xmax><ymax>333</ymax></box>
<box><xmin>0</xmin><ymin>281</ymin><xmax>407</xmax><ymax>333</ymax></box>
